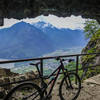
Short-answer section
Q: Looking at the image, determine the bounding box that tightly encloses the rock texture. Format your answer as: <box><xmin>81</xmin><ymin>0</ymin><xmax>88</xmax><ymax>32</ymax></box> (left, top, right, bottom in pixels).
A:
<box><xmin>0</xmin><ymin>0</ymin><xmax>100</xmax><ymax>21</ymax></box>
<box><xmin>0</xmin><ymin>68</ymin><xmax>18</xmax><ymax>78</ymax></box>
<box><xmin>81</xmin><ymin>32</ymin><xmax>100</xmax><ymax>66</ymax></box>
<box><xmin>0</xmin><ymin>68</ymin><xmax>39</xmax><ymax>99</ymax></box>
<box><xmin>81</xmin><ymin>31</ymin><xmax>100</xmax><ymax>78</ymax></box>
<box><xmin>52</xmin><ymin>74</ymin><xmax>100</xmax><ymax>100</ymax></box>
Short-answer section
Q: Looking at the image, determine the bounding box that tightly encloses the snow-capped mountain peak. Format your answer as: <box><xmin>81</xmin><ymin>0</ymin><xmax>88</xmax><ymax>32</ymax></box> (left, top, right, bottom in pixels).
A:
<box><xmin>33</xmin><ymin>21</ymin><xmax>54</xmax><ymax>29</ymax></box>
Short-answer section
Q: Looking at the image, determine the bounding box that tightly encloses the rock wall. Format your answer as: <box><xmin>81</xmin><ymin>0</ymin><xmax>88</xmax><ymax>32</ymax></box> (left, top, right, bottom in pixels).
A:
<box><xmin>0</xmin><ymin>68</ymin><xmax>39</xmax><ymax>99</ymax></box>
<box><xmin>0</xmin><ymin>68</ymin><xmax>18</xmax><ymax>78</ymax></box>
<box><xmin>0</xmin><ymin>0</ymin><xmax>100</xmax><ymax>22</ymax></box>
<box><xmin>81</xmin><ymin>31</ymin><xmax>100</xmax><ymax>77</ymax></box>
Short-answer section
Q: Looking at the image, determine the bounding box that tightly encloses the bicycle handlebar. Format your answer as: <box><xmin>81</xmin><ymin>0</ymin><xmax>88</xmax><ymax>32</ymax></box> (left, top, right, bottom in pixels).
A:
<box><xmin>56</xmin><ymin>57</ymin><xmax>74</xmax><ymax>62</ymax></box>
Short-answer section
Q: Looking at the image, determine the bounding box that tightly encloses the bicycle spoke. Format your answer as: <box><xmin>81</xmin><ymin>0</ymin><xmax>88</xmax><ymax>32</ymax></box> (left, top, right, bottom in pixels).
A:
<box><xmin>6</xmin><ymin>83</ymin><xmax>41</xmax><ymax>100</ymax></box>
<box><xmin>23</xmin><ymin>90</ymin><xmax>39</xmax><ymax>99</ymax></box>
<box><xmin>59</xmin><ymin>73</ymin><xmax>81</xmax><ymax>100</ymax></box>
<box><xmin>32</xmin><ymin>94</ymin><xmax>40</xmax><ymax>100</ymax></box>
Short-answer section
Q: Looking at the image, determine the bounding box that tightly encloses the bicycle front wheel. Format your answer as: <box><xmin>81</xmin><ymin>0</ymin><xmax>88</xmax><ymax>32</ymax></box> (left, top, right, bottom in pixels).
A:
<box><xmin>59</xmin><ymin>73</ymin><xmax>81</xmax><ymax>100</ymax></box>
<box><xmin>4</xmin><ymin>82</ymin><xmax>42</xmax><ymax>100</ymax></box>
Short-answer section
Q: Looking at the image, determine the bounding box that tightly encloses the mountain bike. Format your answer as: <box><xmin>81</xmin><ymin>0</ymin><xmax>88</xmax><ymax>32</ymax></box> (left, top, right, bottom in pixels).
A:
<box><xmin>4</xmin><ymin>57</ymin><xmax>81</xmax><ymax>100</ymax></box>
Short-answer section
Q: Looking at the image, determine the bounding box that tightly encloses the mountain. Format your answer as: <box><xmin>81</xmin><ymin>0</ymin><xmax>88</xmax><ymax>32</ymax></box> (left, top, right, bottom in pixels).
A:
<box><xmin>0</xmin><ymin>21</ymin><xmax>87</xmax><ymax>59</ymax></box>
<box><xmin>0</xmin><ymin>21</ymin><xmax>54</xmax><ymax>59</ymax></box>
<box><xmin>34</xmin><ymin>21</ymin><xmax>87</xmax><ymax>49</ymax></box>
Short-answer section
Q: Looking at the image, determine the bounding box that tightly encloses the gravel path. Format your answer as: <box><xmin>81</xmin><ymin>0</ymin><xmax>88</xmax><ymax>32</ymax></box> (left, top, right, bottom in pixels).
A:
<box><xmin>52</xmin><ymin>74</ymin><xmax>100</xmax><ymax>100</ymax></box>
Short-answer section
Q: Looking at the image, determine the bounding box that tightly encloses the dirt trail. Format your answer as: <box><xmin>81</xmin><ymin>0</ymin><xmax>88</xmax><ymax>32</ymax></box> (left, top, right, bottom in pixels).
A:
<box><xmin>52</xmin><ymin>74</ymin><xmax>100</xmax><ymax>100</ymax></box>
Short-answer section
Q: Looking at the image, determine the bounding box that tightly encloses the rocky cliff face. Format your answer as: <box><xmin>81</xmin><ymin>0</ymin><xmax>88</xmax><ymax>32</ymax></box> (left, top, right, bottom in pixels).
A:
<box><xmin>0</xmin><ymin>68</ymin><xmax>39</xmax><ymax>99</ymax></box>
<box><xmin>81</xmin><ymin>31</ymin><xmax>100</xmax><ymax>77</ymax></box>
<box><xmin>0</xmin><ymin>68</ymin><xmax>18</xmax><ymax>78</ymax></box>
<box><xmin>0</xmin><ymin>0</ymin><xmax>100</xmax><ymax>22</ymax></box>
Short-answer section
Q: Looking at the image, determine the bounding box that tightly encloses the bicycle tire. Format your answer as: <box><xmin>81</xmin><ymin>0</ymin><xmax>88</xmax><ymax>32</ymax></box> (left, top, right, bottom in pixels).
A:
<box><xmin>59</xmin><ymin>73</ymin><xmax>81</xmax><ymax>100</ymax></box>
<box><xmin>4</xmin><ymin>82</ymin><xmax>42</xmax><ymax>100</ymax></box>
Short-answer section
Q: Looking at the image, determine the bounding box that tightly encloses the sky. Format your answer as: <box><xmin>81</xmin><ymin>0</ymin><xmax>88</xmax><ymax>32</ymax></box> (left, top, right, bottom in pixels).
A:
<box><xmin>0</xmin><ymin>15</ymin><xmax>86</xmax><ymax>30</ymax></box>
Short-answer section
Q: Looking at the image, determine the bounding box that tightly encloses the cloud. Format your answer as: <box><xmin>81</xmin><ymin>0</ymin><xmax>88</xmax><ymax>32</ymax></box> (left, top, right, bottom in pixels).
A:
<box><xmin>0</xmin><ymin>15</ymin><xmax>86</xmax><ymax>30</ymax></box>
<box><xmin>41</xmin><ymin>15</ymin><xmax>86</xmax><ymax>30</ymax></box>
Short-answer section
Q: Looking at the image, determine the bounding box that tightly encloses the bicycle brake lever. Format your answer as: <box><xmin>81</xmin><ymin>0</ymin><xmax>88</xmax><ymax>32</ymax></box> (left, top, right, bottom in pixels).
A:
<box><xmin>62</xmin><ymin>59</ymin><xmax>65</xmax><ymax>61</ymax></box>
<box><xmin>30</xmin><ymin>63</ymin><xmax>35</xmax><ymax>65</ymax></box>
<box><xmin>68</xmin><ymin>59</ymin><xmax>75</xmax><ymax>62</ymax></box>
<box><xmin>56</xmin><ymin>57</ymin><xmax>60</xmax><ymax>60</ymax></box>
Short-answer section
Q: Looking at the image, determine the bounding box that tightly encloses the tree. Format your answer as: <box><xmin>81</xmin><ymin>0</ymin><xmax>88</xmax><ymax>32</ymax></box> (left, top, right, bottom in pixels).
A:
<box><xmin>84</xmin><ymin>19</ymin><xmax>100</xmax><ymax>39</ymax></box>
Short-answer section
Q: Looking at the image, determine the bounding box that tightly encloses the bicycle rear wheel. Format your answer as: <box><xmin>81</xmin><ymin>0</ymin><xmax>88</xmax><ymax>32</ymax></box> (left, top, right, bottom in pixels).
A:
<box><xmin>4</xmin><ymin>82</ymin><xmax>42</xmax><ymax>100</ymax></box>
<box><xmin>59</xmin><ymin>73</ymin><xmax>81</xmax><ymax>100</ymax></box>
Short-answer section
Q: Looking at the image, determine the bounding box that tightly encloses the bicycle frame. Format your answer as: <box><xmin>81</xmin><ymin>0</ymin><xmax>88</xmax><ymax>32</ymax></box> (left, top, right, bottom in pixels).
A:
<box><xmin>30</xmin><ymin>59</ymin><xmax>74</xmax><ymax>99</ymax></box>
<box><xmin>39</xmin><ymin>60</ymin><xmax>70</xmax><ymax>98</ymax></box>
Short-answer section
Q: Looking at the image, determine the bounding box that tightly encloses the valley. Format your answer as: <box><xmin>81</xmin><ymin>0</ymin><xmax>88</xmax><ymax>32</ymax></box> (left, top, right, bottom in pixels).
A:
<box><xmin>0</xmin><ymin>21</ymin><xmax>87</xmax><ymax>75</ymax></box>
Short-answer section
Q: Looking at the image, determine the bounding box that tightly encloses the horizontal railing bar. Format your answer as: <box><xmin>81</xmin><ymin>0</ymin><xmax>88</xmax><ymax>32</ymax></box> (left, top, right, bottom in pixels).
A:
<box><xmin>0</xmin><ymin>53</ymin><xmax>100</xmax><ymax>64</ymax></box>
<box><xmin>0</xmin><ymin>64</ymin><xmax>100</xmax><ymax>87</ymax></box>
<box><xmin>0</xmin><ymin>53</ymin><xmax>100</xmax><ymax>87</ymax></box>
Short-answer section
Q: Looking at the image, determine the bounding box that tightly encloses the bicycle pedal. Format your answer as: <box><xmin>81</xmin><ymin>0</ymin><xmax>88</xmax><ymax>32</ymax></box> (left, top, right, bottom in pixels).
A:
<box><xmin>48</xmin><ymin>95</ymin><xmax>52</xmax><ymax>98</ymax></box>
<box><xmin>47</xmin><ymin>95</ymin><xmax>52</xmax><ymax>100</ymax></box>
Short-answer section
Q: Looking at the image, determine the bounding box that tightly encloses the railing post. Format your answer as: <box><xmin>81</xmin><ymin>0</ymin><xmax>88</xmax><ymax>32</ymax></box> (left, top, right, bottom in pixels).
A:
<box><xmin>40</xmin><ymin>59</ymin><xmax>43</xmax><ymax>76</ymax></box>
<box><xmin>40</xmin><ymin>59</ymin><xmax>43</xmax><ymax>87</ymax></box>
<box><xmin>76</xmin><ymin>55</ymin><xmax>79</xmax><ymax>84</ymax></box>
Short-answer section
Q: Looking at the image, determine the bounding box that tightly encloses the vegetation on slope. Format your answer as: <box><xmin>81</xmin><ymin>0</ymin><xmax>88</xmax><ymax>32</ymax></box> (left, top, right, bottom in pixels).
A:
<box><xmin>81</xmin><ymin>19</ymin><xmax>100</xmax><ymax>78</ymax></box>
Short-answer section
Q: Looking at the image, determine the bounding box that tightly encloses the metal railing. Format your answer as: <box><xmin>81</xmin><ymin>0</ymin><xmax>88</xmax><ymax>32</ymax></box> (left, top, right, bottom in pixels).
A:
<box><xmin>0</xmin><ymin>53</ymin><xmax>100</xmax><ymax>87</ymax></box>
